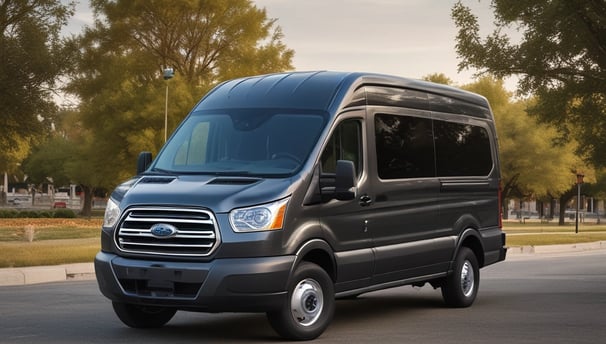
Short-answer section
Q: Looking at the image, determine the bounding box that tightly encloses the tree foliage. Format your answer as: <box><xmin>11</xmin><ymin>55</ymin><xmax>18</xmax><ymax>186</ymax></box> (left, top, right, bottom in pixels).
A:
<box><xmin>0</xmin><ymin>0</ymin><xmax>75</xmax><ymax>168</ymax></box>
<box><xmin>462</xmin><ymin>77</ymin><xmax>586</xmax><ymax>200</ymax></box>
<box><xmin>423</xmin><ymin>73</ymin><xmax>456</xmax><ymax>86</ymax></box>
<box><xmin>67</xmin><ymin>0</ymin><xmax>294</xmax><ymax>193</ymax></box>
<box><xmin>452</xmin><ymin>0</ymin><xmax>606</xmax><ymax>167</ymax></box>
<box><xmin>49</xmin><ymin>0</ymin><xmax>295</xmax><ymax>214</ymax></box>
<box><xmin>23</xmin><ymin>108</ymin><xmax>115</xmax><ymax>216</ymax></box>
<box><xmin>89</xmin><ymin>0</ymin><xmax>293</xmax><ymax>84</ymax></box>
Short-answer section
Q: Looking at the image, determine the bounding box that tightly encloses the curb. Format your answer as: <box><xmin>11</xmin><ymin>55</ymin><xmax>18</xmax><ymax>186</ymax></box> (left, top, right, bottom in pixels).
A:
<box><xmin>506</xmin><ymin>240</ymin><xmax>606</xmax><ymax>255</ymax></box>
<box><xmin>0</xmin><ymin>262</ymin><xmax>95</xmax><ymax>287</ymax></box>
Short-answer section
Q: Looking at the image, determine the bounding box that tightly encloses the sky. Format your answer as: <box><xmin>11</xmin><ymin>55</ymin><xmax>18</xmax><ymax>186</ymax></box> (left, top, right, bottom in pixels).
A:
<box><xmin>64</xmin><ymin>0</ymin><xmax>511</xmax><ymax>89</ymax></box>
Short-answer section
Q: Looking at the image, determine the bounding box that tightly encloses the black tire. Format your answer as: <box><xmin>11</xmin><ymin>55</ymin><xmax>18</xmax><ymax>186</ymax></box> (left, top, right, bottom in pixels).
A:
<box><xmin>441</xmin><ymin>247</ymin><xmax>480</xmax><ymax>308</ymax></box>
<box><xmin>112</xmin><ymin>302</ymin><xmax>176</xmax><ymax>328</ymax></box>
<box><xmin>267</xmin><ymin>262</ymin><xmax>335</xmax><ymax>340</ymax></box>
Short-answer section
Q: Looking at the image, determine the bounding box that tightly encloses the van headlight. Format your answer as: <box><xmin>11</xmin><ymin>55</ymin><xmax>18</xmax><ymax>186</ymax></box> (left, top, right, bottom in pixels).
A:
<box><xmin>229</xmin><ymin>198</ymin><xmax>290</xmax><ymax>232</ymax></box>
<box><xmin>103</xmin><ymin>198</ymin><xmax>121</xmax><ymax>228</ymax></box>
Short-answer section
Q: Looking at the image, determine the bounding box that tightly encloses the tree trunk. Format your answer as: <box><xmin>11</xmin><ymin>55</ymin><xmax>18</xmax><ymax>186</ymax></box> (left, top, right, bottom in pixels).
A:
<box><xmin>558</xmin><ymin>197</ymin><xmax>567</xmax><ymax>225</ymax></box>
<box><xmin>597</xmin><ymin>198</ymin><xmax>601</xmax><ymax>224</ymax></box>
<box><xmin>80</xmin><ymin>185</ymin><xmax>94</xmax><ymax>217</ymax></box>
<box><xmin>558</xmin><ymin>187</ymin><xmax>576</xmax><ymax>225</ymax></box>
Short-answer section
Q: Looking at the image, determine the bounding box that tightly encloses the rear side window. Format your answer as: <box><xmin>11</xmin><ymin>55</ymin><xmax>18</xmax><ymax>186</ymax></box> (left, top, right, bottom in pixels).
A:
<box><xmin>374</xmin><ymin>114</ymin><xmax>493</xmax><ymax>179</ymax></box>
<box><xmin>375</xmin><ymin>114</ymin><xmax>435</xmax><ymax>179</ymax></box>
<box><xmin>434</xmin><ymin>121</ymin><xmax>493</xmax><ymax>176</ymax></box>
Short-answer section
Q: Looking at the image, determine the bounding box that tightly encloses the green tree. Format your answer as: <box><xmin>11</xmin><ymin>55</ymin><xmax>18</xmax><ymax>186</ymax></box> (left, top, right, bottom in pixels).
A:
<box><xmin>67</xmin><ymin>0</ymin><xmax>294</xmax><ymax>198</ymax></box>
<box><xmin>423</xmin><ymin>73</ymin><xmax>456</xmax><ymax>86</ymax></box>
<box><xmin>23</xmin><ymin>108</ymin><xmax>115</xmax><ymax>216</ymax></box>
<box><xmin>0</xmin><ymin>0</ymin><xmax>75</xmax><ymax>165</ymax></box>
<box><xmin>22</xmin><ymin>136</ymin><xmax>72</xmax><ymax>202</ymax></box>
<box><xmin>452</xmin><ymin>0</ymin><xmax>606</xmax><ymax>167</ymax></box>
<box><xmin>462</xmin><ymin>77</ymin><xmax>590</xmax><ymax>223</ymax></box>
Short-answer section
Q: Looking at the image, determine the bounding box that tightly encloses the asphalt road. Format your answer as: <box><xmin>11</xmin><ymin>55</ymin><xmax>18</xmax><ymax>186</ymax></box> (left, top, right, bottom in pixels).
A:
<box><xmin>1</xmin><ymin>251</ymin><xmax>605</xmax><ymax>343</ymax></box>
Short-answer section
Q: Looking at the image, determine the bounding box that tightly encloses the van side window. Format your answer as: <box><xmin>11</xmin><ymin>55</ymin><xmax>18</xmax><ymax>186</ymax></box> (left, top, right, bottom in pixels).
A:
<box><xmin>375</xmin><ymin>114</ymin><xmax>435</xmax><ymax>179</ymax></box>
<box><xmin>321</xmin><ymin>120</ymin><xmax>361</xmax><ymax>176</ymax></box>
<box><xmin>434</xmin><ymin>121</ymin><xmax>493</xmax><ymax>176</ymax></box>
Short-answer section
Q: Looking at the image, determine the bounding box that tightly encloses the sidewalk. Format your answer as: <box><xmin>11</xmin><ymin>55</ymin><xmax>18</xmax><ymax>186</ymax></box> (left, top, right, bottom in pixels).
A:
<box><xmin>0</xmin><ymin>262</ymin><xmax>95</xmax><ymax>287</ymax></box>
<box><xmin>1</xmin><ymin>241</ymin><xmax>606</xmax><ymax>287</ymax></box>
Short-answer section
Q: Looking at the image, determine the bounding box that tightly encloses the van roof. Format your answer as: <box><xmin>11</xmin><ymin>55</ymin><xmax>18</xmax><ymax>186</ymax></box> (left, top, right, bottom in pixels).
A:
<box><xmin>194</xmin><ymin>71</ymin><xmax>492</xmax><ymax>119</ymax></box>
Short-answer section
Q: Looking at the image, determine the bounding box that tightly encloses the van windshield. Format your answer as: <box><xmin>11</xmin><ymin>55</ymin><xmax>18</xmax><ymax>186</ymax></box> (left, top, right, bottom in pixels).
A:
<box><xmin>152</xmin><ymin>110</ymin><xmax>327</xmax><ymax>177</ymax></box>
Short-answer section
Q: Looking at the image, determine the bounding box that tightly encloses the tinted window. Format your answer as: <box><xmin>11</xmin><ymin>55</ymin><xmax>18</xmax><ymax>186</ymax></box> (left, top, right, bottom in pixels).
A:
<box><xmin>321</xmin><ymin>120</ymin><xmax>362</xmax><ymax>176</ymax></box>
<box><xmin>153</xmin><ymin>110</ymin><xmax>326</xmax><ymax>176</ymax></box>
<box><xmin>375</xmin><ymin>114</ymin><xmax>435</xmax><ymax>179</ymax></box>
<box><xmin>434</xmin><ymin>121</ymin><xmax>493</xmax><ymax>176</ymax></box>
<box><xmin>374</xmin><ymin>114</ymin><xmax>493</xmax><ymax>179</ymax></box>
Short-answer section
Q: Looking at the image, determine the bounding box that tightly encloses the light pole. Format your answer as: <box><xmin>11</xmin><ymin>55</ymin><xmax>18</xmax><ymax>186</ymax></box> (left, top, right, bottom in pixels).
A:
<box><xmin>163</xmin><ymin>67</ymin><xmax>174</xmax><ymax>142</ymax></box>
<box><xmin>575</xmin><ymin>172</ymin><xmax>584</xmax><ymax>234</ymax></box>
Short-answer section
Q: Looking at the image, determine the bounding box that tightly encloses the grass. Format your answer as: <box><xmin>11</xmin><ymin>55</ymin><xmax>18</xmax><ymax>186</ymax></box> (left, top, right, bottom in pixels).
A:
<box><xmin>0</xmin><ymin>218</ymin><xmax>605</xmax><ymax>268</ymax></box>
<box><xmin>0</xmin><ymin>218</ymin><xmax>101</xmax><ymax>242</ymax></box>
<box><xmin>0</xmin><ymin>218</ymin><xmax>102</xmax><ymax>268</ymax></box>
<box><xmin>0</xmin><ymin>238</ymin><xmax>99</xmax><ymax>268</ymax></box>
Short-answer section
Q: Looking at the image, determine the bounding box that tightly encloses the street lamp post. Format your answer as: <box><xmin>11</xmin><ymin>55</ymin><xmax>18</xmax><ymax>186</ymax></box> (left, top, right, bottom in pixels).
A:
<box><xmin>163</xmin><ymin>67</ymin><xmax>175</xmax><ymax>142</ymax></box>
<box><xmin>575</xmin><ymin>172</ymin><xmax>584</xmax><ymax>234</ymax></box>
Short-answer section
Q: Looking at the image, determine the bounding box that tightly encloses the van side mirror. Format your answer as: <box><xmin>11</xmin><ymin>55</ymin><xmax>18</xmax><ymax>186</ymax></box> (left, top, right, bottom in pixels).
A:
<box><xmin>137</xmin><ymin>151</ymin><xmax>153</xmax><ymax>174</ymax></box>
<box><xmin>309</xmin><ymin>160</ymin><xmax>357</xmax><ymax>204</ymax></box>
<box><xmin>334</xmin><ymin>160</ymin><xmax>356</xmax><ymax>201</ymax></box>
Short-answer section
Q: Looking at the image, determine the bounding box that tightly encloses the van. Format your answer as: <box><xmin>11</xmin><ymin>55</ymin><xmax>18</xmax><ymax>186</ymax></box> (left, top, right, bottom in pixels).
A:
<box><xmin>95</xmin><ymin>71</ymin><xmax>507</xmax><ymax>340</ymax></box>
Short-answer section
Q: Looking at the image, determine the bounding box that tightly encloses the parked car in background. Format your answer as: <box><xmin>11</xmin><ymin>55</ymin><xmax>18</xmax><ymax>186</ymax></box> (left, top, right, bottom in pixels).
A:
<box><xmin>53</xmin><ymin>201</ymin><xmax>67</xmax><ymax>208</ymax></box>
<box><xmin>8</xmin><ymin>197</ymin><xmax>29</xmax><ymax>207</ymax></box>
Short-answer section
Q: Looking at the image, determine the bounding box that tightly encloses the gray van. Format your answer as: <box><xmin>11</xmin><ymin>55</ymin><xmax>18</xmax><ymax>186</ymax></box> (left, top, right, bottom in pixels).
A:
<box><xmin>95</xmin><ymin>71</ymin><xmax>507</xmax><ymax>340</ymax></box>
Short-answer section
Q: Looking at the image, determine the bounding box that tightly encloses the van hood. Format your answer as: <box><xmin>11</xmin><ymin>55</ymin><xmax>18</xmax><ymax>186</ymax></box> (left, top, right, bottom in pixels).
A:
<box><xmin>113</xmin><ymin>174</ymin><xmax>295</xmax><ymax>213</ymax></box>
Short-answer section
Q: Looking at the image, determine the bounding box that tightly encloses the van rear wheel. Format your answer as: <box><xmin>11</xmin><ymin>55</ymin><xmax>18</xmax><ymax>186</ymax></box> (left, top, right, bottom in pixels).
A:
<box><xmin>112</xmin><ymin>302</ymin><xmax>176</xmax><ymax>328</ymax></box>
<box><xmin>267</xmin><ymin>262</ymin><xmax>335</xmax><ymax>340</ymax></box>
<box><xmin>441</xmin><ymin>247</ymin><xmax>479</xmax><ymax>307</ymax></box>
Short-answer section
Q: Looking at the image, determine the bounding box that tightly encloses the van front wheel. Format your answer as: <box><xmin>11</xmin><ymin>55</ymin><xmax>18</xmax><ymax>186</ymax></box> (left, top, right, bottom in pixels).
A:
<box><xmin>267</xmin><ymin>262</ymin><xmax>335</xmax><ymax>340</ymax></box>
<box><xmin>441</xmin><ymin>247</ymin><xmax>479</xmax><ymax>307</ymax></box>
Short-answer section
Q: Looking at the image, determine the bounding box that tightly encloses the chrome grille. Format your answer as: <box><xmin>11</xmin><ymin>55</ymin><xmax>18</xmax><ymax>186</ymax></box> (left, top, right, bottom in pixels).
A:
<box><xmin>115</xmin><ymin>207</ymin><xmax>219</xmax><ymax>257</ymax></box>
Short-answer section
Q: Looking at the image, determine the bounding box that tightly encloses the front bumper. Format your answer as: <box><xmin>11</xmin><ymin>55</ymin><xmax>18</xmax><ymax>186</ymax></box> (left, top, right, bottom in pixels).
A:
<box><xmin>94</xmin><ymin>251</ymin><xmax>295</xmax><ymax>312</ymax></box>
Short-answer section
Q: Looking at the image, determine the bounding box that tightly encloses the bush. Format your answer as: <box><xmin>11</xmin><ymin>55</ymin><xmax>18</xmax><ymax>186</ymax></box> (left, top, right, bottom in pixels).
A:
<box><xmin>13</xmin><ymin>211</ymin><xmax>26</xmax><ymax>218</ymax></box>
<box><xmin>0</xmin><ymin>208</ymin><xmax>77</xmax><ymax>218</ymax></box>
<box><xmin>24</xmin><ymin>211</ymin><xmax>40</xmax><ymax>218</ymax></box>
<box><xmin>53</xmin><ymin>208</ymin><xmax>77</xmax><ymax>218</ymax></box>
<box><xmin>0</xmin><ymin>209</ymin><xmax>18</xmax><ymax>218</ymax></box>
<box><xmin>38</xmin><ymin>211</ymin><xmax>53</xmax><ymax>218</ymax></box>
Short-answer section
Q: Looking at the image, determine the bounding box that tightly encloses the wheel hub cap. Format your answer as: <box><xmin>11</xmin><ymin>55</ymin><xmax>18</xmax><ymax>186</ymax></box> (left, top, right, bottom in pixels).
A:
<box><xmin>460</xmin><ymin>260</ymin><xmax>475</xmax><ymax>297</ymax></box>
<box><xmin>291</xmin><ymin>278</ymin><xmax>324</xmax><ymax>326</ymax></box>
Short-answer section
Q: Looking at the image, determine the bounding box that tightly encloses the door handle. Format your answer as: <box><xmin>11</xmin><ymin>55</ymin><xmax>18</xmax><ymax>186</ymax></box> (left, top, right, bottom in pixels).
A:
<box><xmin>359</xmin><ymin>194</ymin><xmax>372</xmax><ymax>207</ymax></box>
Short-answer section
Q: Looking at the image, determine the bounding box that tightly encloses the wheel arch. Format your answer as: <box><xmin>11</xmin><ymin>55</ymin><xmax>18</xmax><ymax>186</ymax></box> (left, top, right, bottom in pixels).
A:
<box><xmin>453</xmin><ymin>215</ymin><xmax>486</xmax><ymax>268</ymax></box>
<box><xmin>293</xmin><ymin>239</ymin><xmax>337</xmax><ymax>282</ymax></box>
<box><xmin>458</xmin><ymin>232</ymin><xmax>485</xmax><ymax>268</ymax></box>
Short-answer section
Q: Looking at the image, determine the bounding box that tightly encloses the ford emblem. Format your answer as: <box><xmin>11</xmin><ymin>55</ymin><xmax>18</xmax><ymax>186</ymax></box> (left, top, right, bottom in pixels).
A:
<box><xmin>150</xmin><ymin>223</ymin><xmax>178</xmax><ymax>238</ymax></box>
